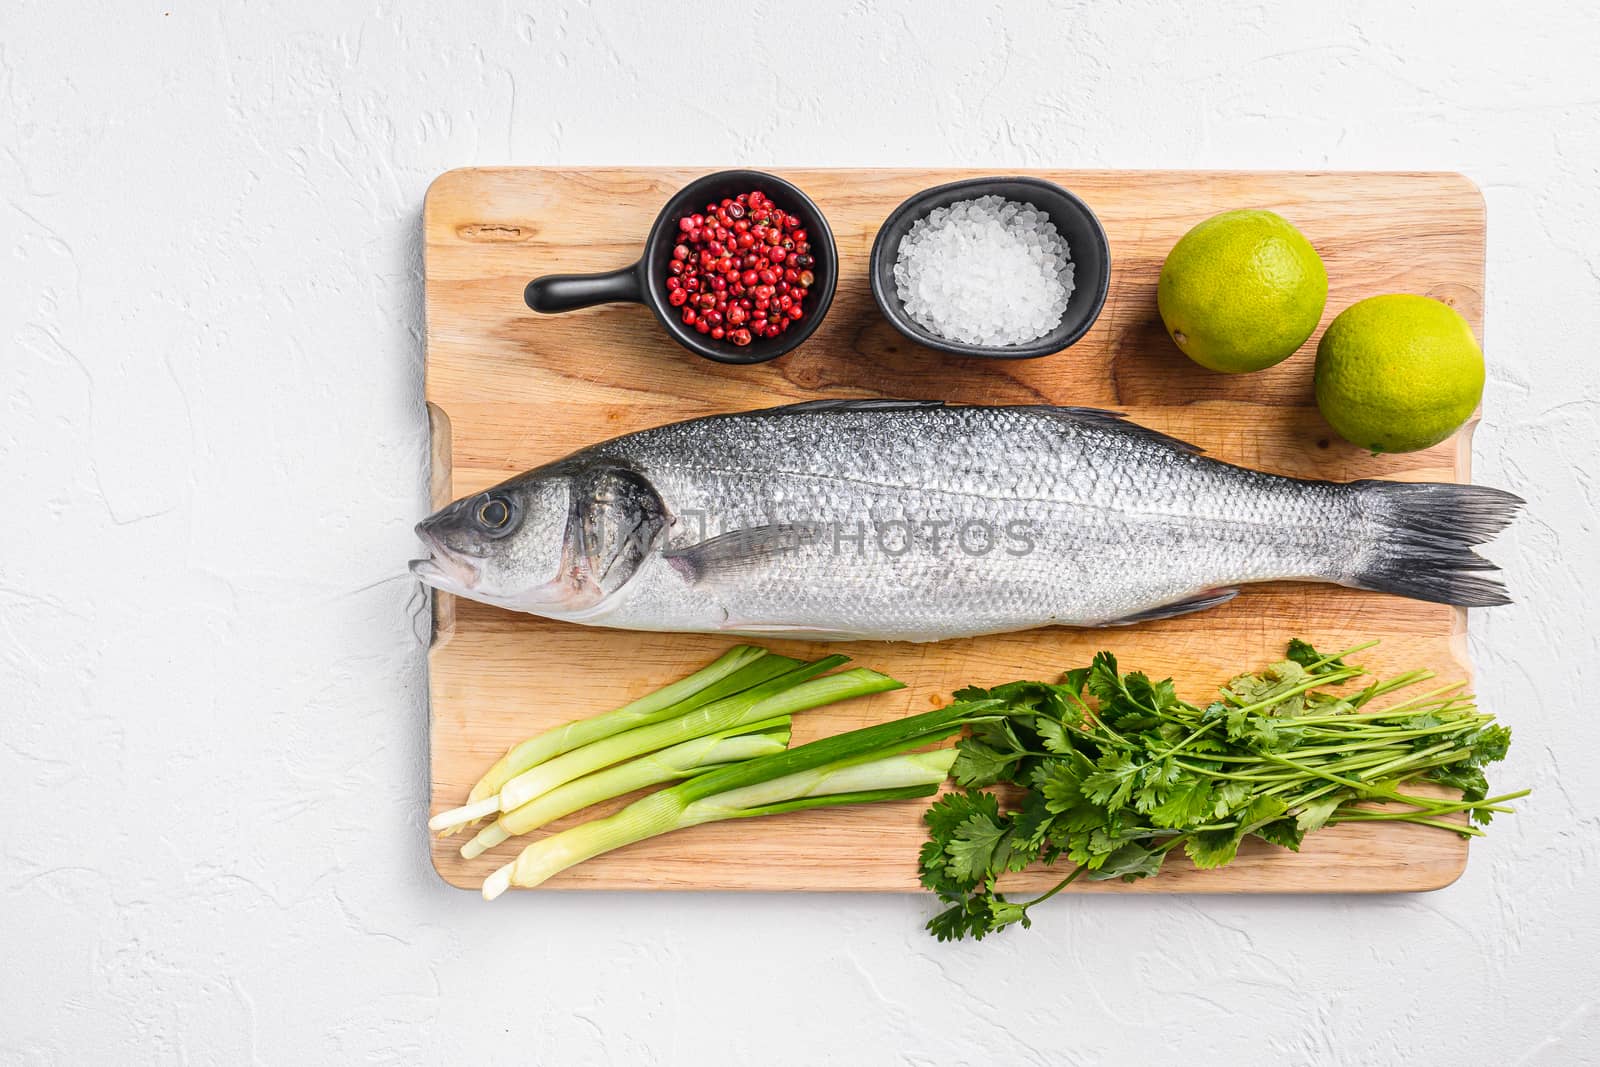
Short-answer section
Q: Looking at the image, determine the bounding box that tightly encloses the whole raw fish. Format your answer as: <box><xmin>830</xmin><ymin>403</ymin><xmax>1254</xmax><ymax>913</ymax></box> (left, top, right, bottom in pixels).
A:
<box><xmin>410</xmin><ymin>400</ymin><xmax>1520</xmax><ymax>642</ymax></box>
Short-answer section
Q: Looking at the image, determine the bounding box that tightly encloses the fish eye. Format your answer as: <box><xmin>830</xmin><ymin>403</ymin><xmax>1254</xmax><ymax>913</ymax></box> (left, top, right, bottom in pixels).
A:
<box><xmin>477</xmin><ymin>496</ymin><xmax>511</xmax><ymax>530</ymax></box>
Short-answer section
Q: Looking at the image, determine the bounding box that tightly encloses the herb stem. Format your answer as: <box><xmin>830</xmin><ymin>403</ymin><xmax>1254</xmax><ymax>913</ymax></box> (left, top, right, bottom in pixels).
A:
<box><xmin>1328</xmin><ymin>812</ymin><xmax>1485</xmax><ymax>835</ymax></box>
<box><xmin>1018</xmin><ymin>863</ymin><xmax>1087</xmax><ymax>913</ymax></box>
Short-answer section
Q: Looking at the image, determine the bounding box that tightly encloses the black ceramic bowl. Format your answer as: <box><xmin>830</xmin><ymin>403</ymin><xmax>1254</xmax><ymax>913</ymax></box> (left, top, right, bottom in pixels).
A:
<box><xmin>524</xmin><ymin>169</ymin><xmax>838</xmax><ymax>366</ymax></box>
<box><xmin>869</xmin><ymin>176</ymin><xmax>1110</xmax><ymax>359</ymax></box>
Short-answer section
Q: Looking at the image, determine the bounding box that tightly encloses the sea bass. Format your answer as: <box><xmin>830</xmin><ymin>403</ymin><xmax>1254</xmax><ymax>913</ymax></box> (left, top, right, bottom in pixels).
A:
<box><xmin>410</xmin><ymin>400</ymin><xmax>1521</xmax><ymax>642</ymax></box>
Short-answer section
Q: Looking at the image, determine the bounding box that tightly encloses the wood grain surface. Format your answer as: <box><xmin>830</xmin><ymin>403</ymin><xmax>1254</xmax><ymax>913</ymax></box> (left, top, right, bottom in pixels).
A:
<box><xmin>422</xmin><ymin>168</ymin><xmax>1487</xmax><ymax>893</ymax></box>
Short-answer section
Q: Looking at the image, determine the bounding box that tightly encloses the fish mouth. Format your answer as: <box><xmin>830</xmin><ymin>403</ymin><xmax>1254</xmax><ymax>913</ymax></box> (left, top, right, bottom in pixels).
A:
<box><xmin>409</xmin><ymin>526</ymin><xmax>481</xmax><ymax>592</ymax></box>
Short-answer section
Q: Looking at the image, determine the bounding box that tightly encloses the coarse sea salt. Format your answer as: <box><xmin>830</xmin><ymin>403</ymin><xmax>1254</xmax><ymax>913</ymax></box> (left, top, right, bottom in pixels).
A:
<box><xmin>892</xmin><ymin>194</ymin><xmax>1074</xmax><ymax>347</ymax></box>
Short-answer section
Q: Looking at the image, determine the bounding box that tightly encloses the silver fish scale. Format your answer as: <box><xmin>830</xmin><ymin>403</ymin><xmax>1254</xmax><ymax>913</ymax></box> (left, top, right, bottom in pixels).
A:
<box><xmin>582</xmin><ymin>405</ymin><xmax>1360</xmax><ymax>641</ymax></box>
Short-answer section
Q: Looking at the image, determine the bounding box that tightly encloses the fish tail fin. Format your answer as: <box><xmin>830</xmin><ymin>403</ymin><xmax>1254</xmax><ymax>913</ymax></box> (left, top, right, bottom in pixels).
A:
<box><xmin>1346</xmin><ymin>481</ymin><xmax>1524</xmax><ymax>607</ymax></box>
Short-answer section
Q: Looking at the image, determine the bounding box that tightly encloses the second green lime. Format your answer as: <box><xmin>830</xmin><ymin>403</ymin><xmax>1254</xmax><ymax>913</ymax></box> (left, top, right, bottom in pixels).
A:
<box><xmin>1158</xmin><ymin>209</ymin><xmax>1328</xmax><ymax>373</ymax></box>
<box><xmin>1314</xmin><ymin>294</ymin><xmax>1484</xmax><ymax>454</ymax></box>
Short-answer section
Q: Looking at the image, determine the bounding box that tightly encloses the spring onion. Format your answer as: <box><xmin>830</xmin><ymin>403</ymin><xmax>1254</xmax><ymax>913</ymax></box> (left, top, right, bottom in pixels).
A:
<box><xmin>482</xmin><ymin>699</ymin><xmax>1003</xmax><ymax>899</ymax></box>
<box><xmin>459</xmin><ymin>718</ymin><xmax>793</xmax><ymax>860</ymax></box>
<box><xmin>432</xmin><ymin>646</ymin><xmax>801</xmax><ymax>834</ymax></box>
<box><xmin>488</xmin><ymin>656</ymin><xmax>882</xmax><ymax>814</ymax></box>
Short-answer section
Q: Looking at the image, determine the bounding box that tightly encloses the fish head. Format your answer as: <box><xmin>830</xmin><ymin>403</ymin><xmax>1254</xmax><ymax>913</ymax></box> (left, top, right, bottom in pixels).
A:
<box><xmin>409</xmin><ymin>462</ymin><xmax>667</xmax><ymax>617</ymax></box>
<box><xmin>410</xmin><ymin>472</ymin><xmax>576</xmax><ymax>610</ymax></box>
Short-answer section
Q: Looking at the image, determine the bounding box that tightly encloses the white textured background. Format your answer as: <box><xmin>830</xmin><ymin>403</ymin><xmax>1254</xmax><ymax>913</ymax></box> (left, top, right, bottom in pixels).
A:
<box><xmin>3</xmin><ymin>1</ymin><xmax>1598</xmax><ymax>1063</ymax></box>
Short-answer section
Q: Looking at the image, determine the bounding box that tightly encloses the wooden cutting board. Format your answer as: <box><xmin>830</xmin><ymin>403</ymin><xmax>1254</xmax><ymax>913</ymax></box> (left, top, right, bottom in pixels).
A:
<box><xmin>423</xmin><ymin>168</ymin><xmax>1487</xmax><ymax>893</ymax></box>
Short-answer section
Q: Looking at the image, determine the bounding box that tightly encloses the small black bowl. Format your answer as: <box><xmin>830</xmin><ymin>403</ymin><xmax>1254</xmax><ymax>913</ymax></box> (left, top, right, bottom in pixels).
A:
<box><xmin>869</xmin><ymin>176</ymin><xmax>1110</xmax><ymax>359</ymax></box>
<box><xmin>524</xmin><ymin>169</ymin><xmax>838</xmax><ymax>366</ymax></box>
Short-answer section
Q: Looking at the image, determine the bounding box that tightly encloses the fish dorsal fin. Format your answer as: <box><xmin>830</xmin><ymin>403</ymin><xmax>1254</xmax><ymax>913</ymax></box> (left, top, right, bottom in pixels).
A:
<box><xmin>758</xmin><ymin>398</ymin><xmax>946</xmax><ymax>415</ymax></box>
<box><xmin>741</xmin><ymin>399</ymin><xmax>1204</xmax><ymax>454</ymax></box>
<box><xmin>1051</xmin><ymin>407</ymin><xmax>1206</xmax><ymax>456</ymax></box>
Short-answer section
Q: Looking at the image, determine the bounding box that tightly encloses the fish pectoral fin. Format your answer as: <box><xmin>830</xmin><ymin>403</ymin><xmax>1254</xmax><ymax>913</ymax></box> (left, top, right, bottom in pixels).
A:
<box><xmin>664</xmin><ymin>524</ymin><xmax>807</xmax><ymax>583</ymax></box>
<box><xmin>1099</xmin><ymin>588</ymin><xmax>1240</xmax><ymax>626</ymax></box>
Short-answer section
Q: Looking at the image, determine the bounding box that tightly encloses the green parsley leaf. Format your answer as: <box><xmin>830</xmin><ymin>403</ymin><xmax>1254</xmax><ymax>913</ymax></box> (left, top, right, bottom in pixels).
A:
<box><xmin>985</xmin><ymin>898</ymin><xmax>1032</xmax><ymax>932</ymax></box>
<box><xmin>951</xmin><ymin>736</ymin><xmax>1021</xmax><ymax>788</ymax></box>
<box><xmin>1185</xmin><ymin>828</ymin><xmax>1243</xmax><ymax>869</ymax></box>
<box><xmin>926</xmin><ymin>896</ymin><xmax>996</xmax><ymax>942</ymax></box>
<box><xmin>1035</xmin><ymin>715</ymin><xmax>1076</xmax><ymax>756</ymax></box>
<box><xmin>919</xmin><ymin>639</ymin><xmax>1521</xmax><ymax>941</ymax></box>
<box><xmin>1082</xmin><ymin>750</ymin><xmax>1141</xmax><ymax>808</ymax></box>
<box><xmin>1149</xmin><ymin>778</ymin><xmax>1215</xmax><ymax>828</ymax></box>
<box><xmin>1287</xmin><ymin>638</ymin><xmax>1345</xmax><ymax>674</ymax></box>
<box><xmin>1255</xmin><ymin>818</ymin><xmax>1304</xmax><ymax>852</ymax></box>
<box><xmin>945</xmin><ymin>811</ymin><xmax>1011</xmax><ymax>884</ymax></box>
<box><xmin>1086</xmin><ymin>841</ymin><xmax>1167</xmax><ymax>881</ymax></box>
<box><xmin>1294</xmin><ymin>794</ymin><xmax>1344</xmax><ymax>834</ymax></box>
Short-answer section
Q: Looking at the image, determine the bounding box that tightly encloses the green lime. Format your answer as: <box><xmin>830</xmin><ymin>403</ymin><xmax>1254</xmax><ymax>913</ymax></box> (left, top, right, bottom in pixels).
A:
<box><xmin>1157</xmin><ymin>209</ymin><xmax>1328</xmax><ymax>373</ymax></box>
<box><xmin>1313</xmin><ymin>294</ymin><xmax>1484</xmax><ymax>454</ymax></box>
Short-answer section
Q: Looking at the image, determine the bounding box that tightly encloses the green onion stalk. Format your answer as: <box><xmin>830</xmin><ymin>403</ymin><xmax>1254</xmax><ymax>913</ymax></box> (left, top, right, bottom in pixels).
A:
<box><xmin>431</xmin><ymin>646</ymin><xmax>799</xmax><ymax>835</ymax></box>
<box><xmin>459</xmin><ymin>718</ymin><xmax>793</xmax><ymax>860</ymax></box>
<box><xmin>487</xmin><ymin>657</ymin><xmax>879</xmax><ymax>814</ymax></box>
<box><xmin>483</xmin><ymin>700</ymin><xmax>1004</xmax><ymax>899</ymax></box>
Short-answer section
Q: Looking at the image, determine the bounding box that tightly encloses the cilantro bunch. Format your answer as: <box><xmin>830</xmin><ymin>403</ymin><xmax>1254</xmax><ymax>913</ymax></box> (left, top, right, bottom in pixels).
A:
<box><xmin>920</xmin><ymin>640</ymin><xmax>1523</xmax><ymax>941</ymax></box>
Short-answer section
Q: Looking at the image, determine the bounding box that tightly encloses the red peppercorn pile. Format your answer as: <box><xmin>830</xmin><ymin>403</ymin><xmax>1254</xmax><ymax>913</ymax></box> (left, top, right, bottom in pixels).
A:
<box><xmin>665</xmin><ymin>190</ymin><xmax>818</xmax><ymax>346</ymax></box>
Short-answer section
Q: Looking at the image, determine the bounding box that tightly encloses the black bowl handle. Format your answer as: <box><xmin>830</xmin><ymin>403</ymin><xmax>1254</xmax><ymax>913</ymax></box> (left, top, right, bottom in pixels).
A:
<box><xmin>524</xmin><ymin>263</ymin><xmax>643</xmax><ymax>313</ymax></box>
